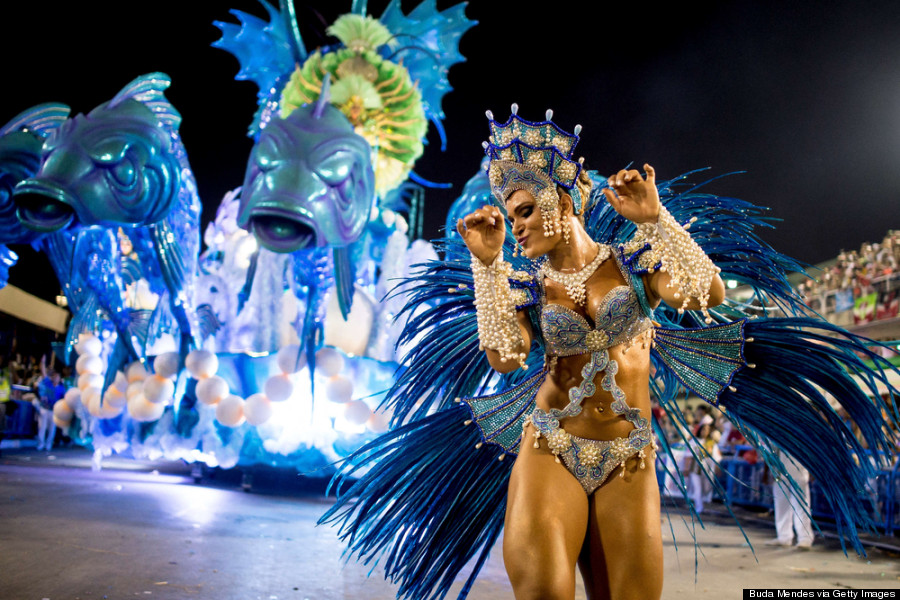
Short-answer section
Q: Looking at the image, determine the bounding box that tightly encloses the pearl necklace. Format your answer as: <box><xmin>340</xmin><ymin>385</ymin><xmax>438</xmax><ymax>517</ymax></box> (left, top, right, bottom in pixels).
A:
<box><xmin>540</xmin><ymin>244</ymin><xmax>611</xmax><ymax>306</ymax></box>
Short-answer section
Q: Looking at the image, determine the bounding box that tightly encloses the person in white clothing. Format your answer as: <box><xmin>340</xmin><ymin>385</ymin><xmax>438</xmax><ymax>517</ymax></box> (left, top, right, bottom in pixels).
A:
<box><xmin>766</xmin><ymin>449</ymin><xmax>814</xmax><ymax>549</ymax></box>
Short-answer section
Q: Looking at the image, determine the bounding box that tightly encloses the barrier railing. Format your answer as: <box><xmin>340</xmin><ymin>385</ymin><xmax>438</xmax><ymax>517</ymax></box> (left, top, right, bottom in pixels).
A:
<box><xmin>657</xmin><ymin>449</ymin><xmax>899</xmax><ymax>536</ymax></box>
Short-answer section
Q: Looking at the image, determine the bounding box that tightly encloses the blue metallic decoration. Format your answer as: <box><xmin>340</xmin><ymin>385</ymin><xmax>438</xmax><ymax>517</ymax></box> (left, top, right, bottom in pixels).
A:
<box><xmin>0</xmin><ymin>103</ymin><xmax>70</xmax><ymax>283</ymax></box>
<box><xmin>14</xmin><ymin>73</ymin><xmax>188</xmax><ymax>231</ymax></box>
<box><xmin>238</xmin><ymin>85</ymin><xmax>375</xmax><ymax>254</ymax></box>
<box><xmin>13</xmin><ymin>73</ymin><xmax>203</xmax><ymax>354</ymax></box>
<box><xmin>0</xmin><ymin>245</ymin><xmax>16</xmax><ymax>288</ymax></box>
<box><xmin>212</xmin><ymin>0</ymin><xmax>298</xmax><ymax>132</ymax></box>
<box><xmin>380</xmin><ymin>0</ymin><xmax>477</xmax><ymax>141</ymax></box>
<box><xmin>444</xmin><ymin>160</ymin><xmax>494</xmax><ymax>239</ymax></box>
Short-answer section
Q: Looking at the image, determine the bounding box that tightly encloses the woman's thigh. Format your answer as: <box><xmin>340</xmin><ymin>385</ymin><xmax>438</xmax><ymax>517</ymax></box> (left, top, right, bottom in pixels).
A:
<box><xmin>504</xmin><ymin>430</ymin><xmax>589</xmax><ymax>600</ymax></box>
<box><xmin>578</xmin><ymin>456</ymin><xmax>664</xmax><ymax>600</ymax></box>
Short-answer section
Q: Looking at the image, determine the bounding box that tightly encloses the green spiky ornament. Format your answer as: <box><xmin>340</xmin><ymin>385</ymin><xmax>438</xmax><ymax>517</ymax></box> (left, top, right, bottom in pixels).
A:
<box><xmin>280</xmin><ymin>14</ymin><xmax>428</xmax><ymax>198</ymax></box>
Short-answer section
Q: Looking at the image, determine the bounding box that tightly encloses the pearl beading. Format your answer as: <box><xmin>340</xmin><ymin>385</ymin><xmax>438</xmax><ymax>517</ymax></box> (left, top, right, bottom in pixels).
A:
<box><xmin>470</xmin><ymin>252</ymin><xmax>528</xmax><ymax>370</ymax></box>
<box><xmin>525</xmin><ymin>347</ymin><xmax>654</xmax><ymax>493</ymax></box>
<box><xmin>538</xmin><ymin>244</ymin><xmax>611</xmax><ymax>306</ymax></box>
<box><xmin>635</xmin><ymin>205</ymin><xmax>721</xmax><ymax>323</ymax></box>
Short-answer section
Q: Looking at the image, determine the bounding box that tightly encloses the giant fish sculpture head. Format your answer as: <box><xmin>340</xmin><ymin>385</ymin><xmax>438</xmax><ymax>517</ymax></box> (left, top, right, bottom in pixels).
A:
<box><xmin>13</xmin><ymin>73</ymin><xmax>184</xmax><ymax>233</ymax></box>
<box><xmin>0</xmin><ymin>103</ymin><xmax>70</xmax><ymax>244</ymax></box>
<box><xmin>237</xmin><ymin>89</ymin><xmax>375</xmax><ymax>253</ymax></box>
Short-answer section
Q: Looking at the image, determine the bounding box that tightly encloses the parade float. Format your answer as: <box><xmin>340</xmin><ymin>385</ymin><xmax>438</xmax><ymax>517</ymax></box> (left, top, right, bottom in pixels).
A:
<box><xmin>1</xmin><ymin>0</ymin><xmax>476</xmax><ymax>472</ymax></box>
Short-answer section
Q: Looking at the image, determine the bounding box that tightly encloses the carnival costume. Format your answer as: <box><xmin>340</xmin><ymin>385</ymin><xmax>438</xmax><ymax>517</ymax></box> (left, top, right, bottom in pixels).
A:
<box><xmin>320</xmin><ymin>107</ymin><xmax>900</xmax><ymax>600</ymax></box>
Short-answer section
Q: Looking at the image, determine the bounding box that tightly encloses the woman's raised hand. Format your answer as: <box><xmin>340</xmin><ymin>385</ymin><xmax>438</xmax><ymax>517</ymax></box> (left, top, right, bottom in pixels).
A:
<box><xmin>602</xmin><ymin>164</ymin><xmax>661</xmax><ymax>224</ymax></box>
<box><xmin>456</xmin><ymin>205</ymin><xmax>506</xmax><ymax>265</ymax></box>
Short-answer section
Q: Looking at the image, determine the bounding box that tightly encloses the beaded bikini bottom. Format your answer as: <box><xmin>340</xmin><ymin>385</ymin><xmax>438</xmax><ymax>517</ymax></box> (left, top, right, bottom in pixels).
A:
<box><xmin>555</xmin><ymin>430</ymin><xmax>654</xmax><ymax>494</ymax></box>
<box><xmin>528</xmin><ymin>348</ymin><xmax>654</xmax><ymax>495</ymax></box>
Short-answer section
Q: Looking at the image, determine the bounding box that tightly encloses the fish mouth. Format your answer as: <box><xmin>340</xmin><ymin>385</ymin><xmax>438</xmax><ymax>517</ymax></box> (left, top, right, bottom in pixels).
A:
<box><xmin>247</xmin><ymin>206</ymin><xmax>319</xmax><ymax>253</ymax></box>
<box><xmin>12</xmin><ymin>179</ymin><xmax>76</xmax><ymax>232</ymax></box>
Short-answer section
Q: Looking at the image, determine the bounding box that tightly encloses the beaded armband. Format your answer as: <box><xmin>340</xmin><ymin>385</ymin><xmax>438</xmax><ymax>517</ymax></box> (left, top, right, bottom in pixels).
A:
<box><xmin>632</xmin><ymin>205</ymin><xmax>721</xmax><ymax>323</ymax></box>
<box><xmin>471</xmin><ymin>252</ymin><xmax>528</xmax><ymax>369</ymax></box>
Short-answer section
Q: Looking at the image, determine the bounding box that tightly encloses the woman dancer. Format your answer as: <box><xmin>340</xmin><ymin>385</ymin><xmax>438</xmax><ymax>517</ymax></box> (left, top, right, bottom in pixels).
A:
<box><xmin>458</xmin><ymin>154</ymin><xmax>721</xmax><ymax>598</ymax></box>
<box><xmin>321</xmin><ymin>107</ymin><xmax>898</xmax><ymax>600</ymax></box>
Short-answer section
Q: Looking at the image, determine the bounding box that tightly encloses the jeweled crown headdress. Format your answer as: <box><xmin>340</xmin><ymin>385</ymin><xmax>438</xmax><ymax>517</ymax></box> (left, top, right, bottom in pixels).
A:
<box><xmin>483</xmin><ymin>104</ymin><xmax>583</xmax><ymax>237</ymax></box>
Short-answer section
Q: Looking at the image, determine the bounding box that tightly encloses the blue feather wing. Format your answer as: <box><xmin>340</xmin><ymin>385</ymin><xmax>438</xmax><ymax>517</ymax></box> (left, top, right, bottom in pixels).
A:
<box><xmin>384</xmin><ymin>237</ymin><xmax>542</xmax><ymax>424</ymax></box>
<box><xmin>651</xmin><ymin>316</ymin><xmax>899</xmax><ymax>555</ymax></box>
<box><xmin>320</xmin><ymin>404</ymin><xmax>511</xmax><ymax>600</ymax></box>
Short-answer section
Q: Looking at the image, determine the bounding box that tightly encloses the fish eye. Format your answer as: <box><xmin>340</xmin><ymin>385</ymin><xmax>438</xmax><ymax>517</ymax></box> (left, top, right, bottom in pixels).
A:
<box><xmin>89</xmin><ymin>137</ymin><xmax>129</xmax><ymax>164</ymax></box>
<box><xmin>315</xmin><ymin>151</ymin><xmax>354</xmax><ymax>186</ymax></box>
<box><xmin>111</xmin><ymin>157</ymin><xmax>137</xmax><ymax>187</ymax></box>
<box><xmin>255</xmin><ymin>137</ymin><xmax>279</xmax><ymax>171</ymax></box>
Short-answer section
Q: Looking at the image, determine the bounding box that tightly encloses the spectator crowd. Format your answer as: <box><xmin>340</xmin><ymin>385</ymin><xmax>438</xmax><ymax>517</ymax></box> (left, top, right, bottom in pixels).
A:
<box><xmin>798</xmin><ymin>230</ymin><xmax>900</xmax><ymax>325</ymax></box>
<box><xmin>0</xmin><ymin>351</ymin><xmax>73</xmax><ymax>454</ymax></box>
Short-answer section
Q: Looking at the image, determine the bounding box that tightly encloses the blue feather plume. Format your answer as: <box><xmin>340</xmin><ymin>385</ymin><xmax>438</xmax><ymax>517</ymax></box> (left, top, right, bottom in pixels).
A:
<box><xmin>584</xmin><ymin>170</ymin><xmax>809</xmax><ymax>319</ymax></box>
<box><xmin>320</xmin><ymin>403</ymin><xmax>511</xmax><ymax>600</ymax></box>
<box><xmin>658</xmin><ymin>316</ymin><xmax>899</xmax><ymax>554</ymax></box>
<box><xmin>383</xmin><ymin>237</ymin><xmax>541</xmax><ymax>424</ymax></box>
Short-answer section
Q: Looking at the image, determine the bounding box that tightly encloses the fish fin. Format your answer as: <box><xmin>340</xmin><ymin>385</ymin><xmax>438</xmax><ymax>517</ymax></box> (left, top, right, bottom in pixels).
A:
<box><xmin>332</xmin><ymin>246</ymin><xmax>355</xmax><ymax>320</ymax></box>
<box><xmin>101</xmin><ymin>331</ymin><xmax>136</xmax><ymax>403</ymax></box>
<box><xmin>379</xmin><ymin>0</ymin><xmax>476</xmax><ymax>125</ymax></box>
<box><xmin>212</xmin><ymin>1</ymin><xmax>297</xmax><ymax>103</ymax></box>
<box><xmin>194</xmin><ymin>304</ymin><xmax>222</xmax><ymax>340</ymax></box>
<box><xmin>108</xmin><ymin>73</ymin><xmax>182</xmax><ymax>132</ymax></box>
<box><xmin>65</xmin><ymin>294</ymin><xmax>106</xmax><ymax>363</ymax></box>
<box><xmin>0</xmin><ymin>102</ymin><xmax>70</xmax><ymax>137</ymax></box>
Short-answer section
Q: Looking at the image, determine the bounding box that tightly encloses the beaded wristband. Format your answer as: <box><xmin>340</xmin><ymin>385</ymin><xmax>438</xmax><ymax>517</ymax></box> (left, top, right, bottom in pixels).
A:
<box><xmin>471</xmin><ymin>252</ymin><xmax>528</xmax><ymax>369</ymax></box>
<box><xmin>635</xmin><ymin>205</ymin><xmax>721</xmax><ymax>323</ymax></box>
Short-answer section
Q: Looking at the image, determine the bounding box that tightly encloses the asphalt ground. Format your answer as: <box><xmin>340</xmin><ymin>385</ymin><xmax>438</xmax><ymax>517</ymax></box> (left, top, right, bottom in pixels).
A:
<box><xmin>0</xmin><ymin>446</ymin><xmax>898</xmax><ymax>600</ymax></box>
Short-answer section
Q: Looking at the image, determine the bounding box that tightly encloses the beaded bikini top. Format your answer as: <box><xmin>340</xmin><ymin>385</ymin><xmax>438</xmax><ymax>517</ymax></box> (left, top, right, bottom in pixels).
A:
<box><xmin>539</xmin><ymin>255</ymin><xmax>652</xmax><ymax>357</ymax></box>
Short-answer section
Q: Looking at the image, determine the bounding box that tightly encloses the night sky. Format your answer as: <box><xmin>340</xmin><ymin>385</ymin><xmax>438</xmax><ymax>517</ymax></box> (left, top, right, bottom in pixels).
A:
<box><xmin>3</xmin><ymin>0</ymin><xmax>900</xmax><ymax>303</ymax></box>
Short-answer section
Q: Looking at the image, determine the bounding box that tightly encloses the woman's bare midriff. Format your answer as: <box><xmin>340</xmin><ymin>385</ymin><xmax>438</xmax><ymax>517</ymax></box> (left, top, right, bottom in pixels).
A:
<box><xmin>535</xmin><ymin>258</ymin><xmax>654</xmax><ymax>441</ymax></box>
<box><xmin>534</xmin><ymin>341</ymin><xmax>653</xmax><ymax>440</ymax></box>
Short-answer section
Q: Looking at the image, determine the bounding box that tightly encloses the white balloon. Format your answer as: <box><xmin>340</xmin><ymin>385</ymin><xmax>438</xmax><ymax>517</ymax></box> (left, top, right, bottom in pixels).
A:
<box><xmin>83</xmin><ymin>387</ymin><xmax>103</xmax><ymax>417</ymax></box>
<box><xmin>276</xmin><ymin>344</ymin><xmax>305</xmax><ymax>375</ymax></box>
<box><xmin>366</xmin><ymin>410</ymin><xmax>392</xmax><ymax>433</ymax></box>
<box><xmin>128</xmin><ymin>393</ymin><xmax>165</xmax><ymax>422</ymax></box>
<box><xmin>74</xmin><ymin>335</ymin><xmax>90</xmax><ymax>356</ymax></box>
<box><xmin>126</xmin><ymin>362</ymin><xmax>148</xmax><ymax>383</ymax></box>
<box><xmin>64</xmin><ymin>387</ymin><xmax>82</xmax><ymax>409</ymax></box>
<box><xmin>315</xmin><ymin>347</ymin><xmax>344</xmax><ymax>377</ymax></box>
<box><xmin>243</xmin><ymin>393</ymin><xmax>273</xmax><ymax>426</ymax></box>
<box><xmin>98</xmin><ymin>396</ymin><xmax>124</xmax><ymax>419</ymax></box>
<box><xmin>114</xmin><ymin>371</ymin><xmax>129</xmax><ymax>394</ymax></box>
<box><xmin>79</xmin><ymin>336</ymin><xmax>102</xmax><ymax>357</ymax></box>
<box><xmin>75</xmin><ymin>354</ymin><xmax>92</xmax><ymax>375</ymax></box>
<box><xmin>153</xmin><ymin>352</ymin><xmax>181</xmax><ymax>379</ymax></box>
<box><xmin>143</xmin><ymin>375</ymin><xmax>175</xmax><ymax>404</ymax></box>
<box><xmin>325</xmin><ymin>375</ymin><xmax>354</xmax><ymax>404</ymax></box>
<box><xmin>78</xmin><ymin>373</ymin><xmax>103</xmax><ymax>392</ymax></box>
<box><xmin>104</xmin><ymin>386</ymin><xmax>127</xmax><ymax>409</ymax></box>
<box><xmin>53</xmin><ymin>416</ymin><xmax>70</xmax><ymax>430</ymax></box>
<box><xmin>126</xmin><ymin>381</ymin><xmax>145</xmax><ymax>402</ymax></box>
<box><xmin>53</xmin><ymin>400</ymin><xmax>74</xmax><ymax>422</ymax></box>
<box><xmin>196</xmin><ymin>375</ymin><xmax>229</xmax><ymax>405</ymax></box>
<box><xmin>186</xmin><ymin>350</ymin><xmax>218</xmax><ymax>379</ymax></box>
<box><xmin>215</xmin><ymin>395</ymin><xmax>245</xmax><ymax>427</ymax></box>
<box><xmin>82</xmin><ymin>356</ymin><xmax>104</xmax><ymax>376</ymax></box>
<box><xmin>264</xmin><ymin>374</ymin><xmax>294</xmax><ymax>403</ymax></box>
<box><xmin>343</xmin><ymin>400</ymin><xmax>372</xmax><ymax>425</ymax></box>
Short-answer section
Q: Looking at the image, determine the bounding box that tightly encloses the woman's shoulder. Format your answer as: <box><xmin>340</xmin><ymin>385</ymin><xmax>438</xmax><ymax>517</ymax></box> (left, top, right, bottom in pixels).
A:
<box><xmin>614</xmin><ymin>241</ymin><xmax>661</xmax><ymax>277</ymax></box>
